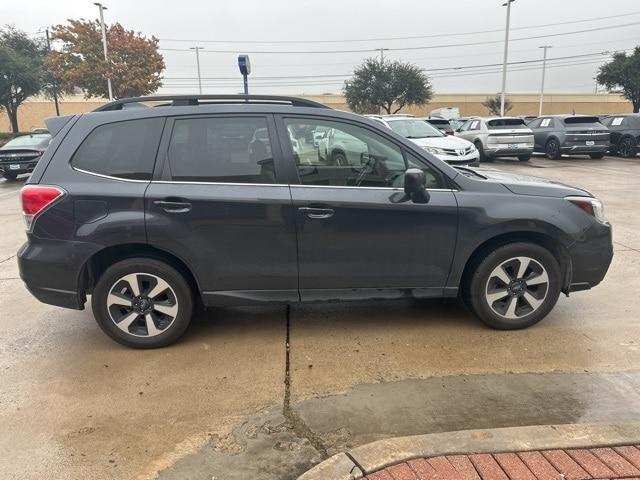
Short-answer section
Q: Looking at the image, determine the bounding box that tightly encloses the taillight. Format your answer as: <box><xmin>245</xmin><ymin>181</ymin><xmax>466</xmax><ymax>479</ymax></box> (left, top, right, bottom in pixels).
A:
<box><xmin>21</xmin><ymin>185</ymin><xmax>65</xmax><ymax>232</ymax></box>
<box><xmin>566</xmin><ymin>196</ymin><xmax>606</xmax><ymax>224</ymax></box>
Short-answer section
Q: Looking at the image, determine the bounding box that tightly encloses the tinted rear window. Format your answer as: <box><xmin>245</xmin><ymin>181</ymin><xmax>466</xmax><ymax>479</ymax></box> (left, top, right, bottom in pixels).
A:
<box><xmin>487</xmin><ymin>119</ymin><xmax>526</xmax><ymax>128</ymax></box>
<box><xmin>72</xmin><ymin>118</ymin><xmax>164</xmax><ymax>180</ymax></box>
<box><xmin>563</xmin><ymin>116</ymin><xmax>601</xmax><ymax>125</ymax></box>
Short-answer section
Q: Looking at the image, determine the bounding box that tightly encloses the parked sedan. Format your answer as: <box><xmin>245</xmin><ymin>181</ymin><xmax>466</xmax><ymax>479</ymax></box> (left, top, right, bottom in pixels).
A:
<box><xmin>600</xmin><ymin>114</ymin><xmax>640</xmax><ymax>158</ymax></box>
<box><xmin>455</xmin><ymin>117</ymin><xmax>534</xmax><ymax>162</ymax></box>
<box><xmin>527</xmin><ymin>115</ymin><xmax>610</xmax><ymax>160</ymax></box>
<box><xmin>0</xmin><ymin>133</ymin><xmax>51</xmax><ymax>180</ymax></box>
<box><xmin>369</xmin><ymin>116</ymin><xmax>479</xmax><ymax>166</ymax></box>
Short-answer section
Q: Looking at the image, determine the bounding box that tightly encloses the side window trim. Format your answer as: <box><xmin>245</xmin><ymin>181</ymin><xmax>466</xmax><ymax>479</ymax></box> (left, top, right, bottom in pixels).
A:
<box><xmin>155</xmin><ymin>113</ymin><xmax>287</xmax><ymax>185</ymax></box>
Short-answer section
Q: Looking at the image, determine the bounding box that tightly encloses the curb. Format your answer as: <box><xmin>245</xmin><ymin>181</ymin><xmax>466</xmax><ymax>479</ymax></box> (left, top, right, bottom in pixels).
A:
<box><xmin>297</xmin><ymin>422</ymin><xmax>640</xmax><ymax>480</ymax></box>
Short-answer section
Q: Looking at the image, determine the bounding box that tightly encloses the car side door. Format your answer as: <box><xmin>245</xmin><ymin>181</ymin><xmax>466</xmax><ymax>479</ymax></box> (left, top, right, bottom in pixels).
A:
<box><xmin>275</xmin><ymin>115</ymin><xmax>458</xmax><ymax>301</ymax></box>
<box><xmin>145</xmin><ymin>113</ymin><xmax>299</xmax><ymax>305</ymax></box>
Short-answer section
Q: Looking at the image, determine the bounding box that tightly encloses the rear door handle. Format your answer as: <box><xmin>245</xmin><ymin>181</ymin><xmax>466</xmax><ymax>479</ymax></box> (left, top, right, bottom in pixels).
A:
<box><xmin>298</xmin><ymin>207</ymin><xmax>334</xmax><ymax>219</ymax></box>
<box><xmin>154</xmin><ymin>200</ymin><xmax>192</xmax><ymax>213</ymax></box>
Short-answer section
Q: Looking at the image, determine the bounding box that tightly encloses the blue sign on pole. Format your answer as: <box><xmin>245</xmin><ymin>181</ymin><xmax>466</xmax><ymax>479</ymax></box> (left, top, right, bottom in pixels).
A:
<box><xmin>238</xmin><ymin>55</ymin><xmax>251</xmax><ymax>95</ymax></box>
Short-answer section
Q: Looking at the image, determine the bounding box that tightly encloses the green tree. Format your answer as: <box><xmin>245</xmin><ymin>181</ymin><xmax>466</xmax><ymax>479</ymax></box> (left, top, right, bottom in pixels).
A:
<box><xmin>597</xmin><ymin>47</ymin><xmax>640</xmax><ymax>113</ymax></box>
<box><xmin>481</xmin><ymin>94</ymin><xmax>513</xmax><ymax>116</ymax></box>
<box><xmin>344</xmin><ymin>58</ymin><xmax>432</xmax><ymax>114</ymax></box>
<box><xmin>47</xmin><ymin>19</ymin><xmax>165</xmax><ymax>99</ymax></box>
<box><xmin>0</xmin><ymin>27</ymin><xmax>47</xmax><ymax>133</ymax></box>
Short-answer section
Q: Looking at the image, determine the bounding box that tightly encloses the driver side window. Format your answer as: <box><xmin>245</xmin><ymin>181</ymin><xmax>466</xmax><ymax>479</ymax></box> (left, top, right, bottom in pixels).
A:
<box><xmin>284</xmin><ymin>119</ymin><xmax>406</xmax><ymax>188</ymax></box>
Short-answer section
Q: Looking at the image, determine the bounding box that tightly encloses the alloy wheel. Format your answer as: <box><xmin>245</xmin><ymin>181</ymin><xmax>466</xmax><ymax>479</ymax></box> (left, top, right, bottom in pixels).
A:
<box><xmin>485</xmin><ymin>256</ymin><xmax>549</xmax><ymax>320</ymax></box>
<box><xmin>107</xmin><ymin>273</ymin><xmax>179</xmax><ymax>337</ymax></box>
<box><xmin>546</xmin><ymin>140</ymin><xmax>560</xmax><ymax>159</ymax></box>
<box><xmin>619</xmin><ymin>138</ymin><xmax>635</xmax><ymax>158</ymax></box>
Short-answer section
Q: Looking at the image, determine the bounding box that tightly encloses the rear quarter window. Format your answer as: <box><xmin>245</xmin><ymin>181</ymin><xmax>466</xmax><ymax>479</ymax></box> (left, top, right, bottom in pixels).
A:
<box><xmin>487</xmin><ymin>119</ymin><xmax>526</xmax><ymax>128</ymax></box>
<box><xmin>71</xmin><ymin>118</ymin><xmax>165</xmax><ymax>180</ymax></box>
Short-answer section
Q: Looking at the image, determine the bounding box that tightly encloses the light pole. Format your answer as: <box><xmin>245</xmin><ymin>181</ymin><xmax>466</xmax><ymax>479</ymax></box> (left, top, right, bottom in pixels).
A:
<box><xmin>500</xmin><ymin>0</ymin><xmax>515</xmax><ymax>117</ymax></box>
<box><xmin>45</xmin><ymin>28</ymin><xmax>60</xmax><ymax>116</ymax></box>
<box><xmin>538</xmin><ymin>45</ymin><xmax>552</xmax><ymax>116</ymax></box>
<box><xmin>190</xmin><ymin>47</ymin><xmax>204</xmax><ymax>94</ymax></box>
<box><xmin>94</xmin><ymin>2</ymin><xmax>113</xmax><ymax>101</ymax></box>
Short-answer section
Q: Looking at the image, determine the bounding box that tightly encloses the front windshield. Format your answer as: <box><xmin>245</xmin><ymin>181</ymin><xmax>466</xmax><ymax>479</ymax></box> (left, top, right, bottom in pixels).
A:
<box><xmin>2</xmin><ymin>134</ymin><xmax>50</xmax><ymax>149</ymax></box>
<box><xmin>387</xmin><ymin>119</ymin><xmax>443</xmax><ymax>139</ymax></box>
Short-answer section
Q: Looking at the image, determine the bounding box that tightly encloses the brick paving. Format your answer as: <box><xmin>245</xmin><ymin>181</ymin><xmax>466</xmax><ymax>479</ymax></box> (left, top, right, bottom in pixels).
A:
<box><xmin>364</xmin><ymin>446</ymin><xmax>640</xmax><ymax>480</ymax></box>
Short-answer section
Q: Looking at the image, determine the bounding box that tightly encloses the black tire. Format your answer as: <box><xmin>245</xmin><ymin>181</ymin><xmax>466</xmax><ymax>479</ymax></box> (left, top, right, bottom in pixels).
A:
<box><xmin>545</xmin><ymin>138</ymin><xmax>561</xmax><ymax>160</ymax></box>
<box><xmin>466</xmin><ymin>242</ymin><xmax>561</xmax><ymax>330</ymax></box>
<box><xmin>518</xmin><ymin>155</ymin><xmax>531</xmax><ymax>162</ymax></box>
<box><xmin>617</xmin><ymin>137</ymin><xmax>636</xmax><ymax>158</ymax></box>
<box><xmin>332</xmin><ymin>151</ymin><xmax>348</xmax><ymax>166</ymax></box>
<box><xmin>92</xmin><ymin>258</ymin><xmax>194</xmax><ymax>348</ymax></box>
<box><xmin>475</xmin><ymin>141</ymin><xmax>490</xmax><ymax>162</ymax></box>
<box><xmin>589</xmin><ymin>153</ymin><xmax>605</xmax><ymax>159</ymax></box>
<box><xmin>2</xmin><ymin>172</ymin><xmax>18</xmax><ymax>181</ymax></box>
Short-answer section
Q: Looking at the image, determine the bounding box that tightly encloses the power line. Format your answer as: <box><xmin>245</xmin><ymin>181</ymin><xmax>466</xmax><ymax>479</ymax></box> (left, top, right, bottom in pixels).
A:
<box><xmin>157</xmin><ymin>10</ymin><xmax>640</xmax><ymax>44</ymax></box>
<box><xmin>157</xmin><ymin>21</ymin><xmax>640</xmax><ymax>55</ymax></box>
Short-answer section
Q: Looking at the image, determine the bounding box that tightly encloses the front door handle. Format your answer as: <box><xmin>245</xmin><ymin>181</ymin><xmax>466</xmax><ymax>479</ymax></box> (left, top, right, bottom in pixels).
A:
<box><xmin>154</xmin><ymin>200</ymin><xmax>192</xmax><ymax>213</ymax></box>
<box><xmin>298</xmin><ymin>207</ymin><xmax>334</xmax><ymax>219</ymax></box>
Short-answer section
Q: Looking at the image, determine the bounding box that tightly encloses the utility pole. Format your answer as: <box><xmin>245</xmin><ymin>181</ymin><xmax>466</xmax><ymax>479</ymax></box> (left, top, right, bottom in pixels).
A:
<box><xmin>538</xmin><ymin>45</ymin><xmax>552</xmax><ymax>117</ymax></box>
<box><xmin>593</xmin><ymin>77</ymin><xmax>598</xmax><ymax>94</ymax></box>
<box><xmin>500</xmin><ymin>0</ymin><xmax>515</xmax><ymax>117</ymax></box>
<box><xmin>94</xmin><ymin>2</ymin><xmax>113</xmax><ymax>101</ymax></box>
<box><xmin>190</xmin><ymin>47</ymin><xmax>204</xmax><ymax>94</ymax></box>
<box><xmin>45</xmin><ymin>28</ymin><xmax>60</xmax><ymax>116</ymax></box>
<box><xmin>376</xmin><ymin>47</ymin><xmax>389</xmax><ymax>65</ymax></box>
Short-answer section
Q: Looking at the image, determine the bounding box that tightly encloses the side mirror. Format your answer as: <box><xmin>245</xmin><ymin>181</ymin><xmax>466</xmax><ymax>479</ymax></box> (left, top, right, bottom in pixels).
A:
<box><xmin>404</xmin><ymin>168</ymin><xmax>430</xmax><ymax>204</ymax></box>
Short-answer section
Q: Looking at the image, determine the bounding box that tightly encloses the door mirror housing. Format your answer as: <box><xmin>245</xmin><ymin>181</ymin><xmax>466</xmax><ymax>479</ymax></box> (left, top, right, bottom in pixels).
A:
<box><xmin>404</xmin><ymin>168</ymin><xmax>430</xmax><ymax>203</ymax></box>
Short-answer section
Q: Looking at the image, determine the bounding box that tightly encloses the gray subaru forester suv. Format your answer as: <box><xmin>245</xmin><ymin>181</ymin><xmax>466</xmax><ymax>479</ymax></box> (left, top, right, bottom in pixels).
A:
<box><xmin>17</xmin><ymin>95</ymin><xmax>613</xmax><ymax>348</ymax></box>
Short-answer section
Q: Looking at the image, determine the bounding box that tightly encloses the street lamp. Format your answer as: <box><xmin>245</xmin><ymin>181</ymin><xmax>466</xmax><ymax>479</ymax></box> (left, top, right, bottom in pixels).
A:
<box><xmin>538</xmin><ymin>46</ymin><xmax>552</xmax><ymax>116</ymax></box>
<box><xmin>189</xmin><ymin>47</ymin><xmax>204</xmax><ymax>94</ymax></box>
<box><xmin>500</xmin><ymin>0</ymin><xmax>515</xmax><ymax>117</ymax></box>
<box><xmin>94</xmin><ymin>2</ymin><xmax>113</xmax><ymax>101</ymax></box>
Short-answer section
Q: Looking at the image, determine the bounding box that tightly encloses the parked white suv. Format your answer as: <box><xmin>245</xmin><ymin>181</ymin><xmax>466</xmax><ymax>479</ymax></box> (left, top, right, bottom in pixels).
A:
<box><xmin>367</xmin><ymin>115</ymin><xmax>479</xmax><ymax>166</ymax></box>
<box><xmin>455</xmin><ymin>117</ymin><xmax>534</xmax><ymax>162</ymax></box>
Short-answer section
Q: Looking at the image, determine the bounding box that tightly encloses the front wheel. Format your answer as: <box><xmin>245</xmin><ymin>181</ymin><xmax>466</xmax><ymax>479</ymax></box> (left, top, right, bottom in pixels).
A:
<box><xmin>475</xmin><ymin>141</ymin><xmax>489</xmax><ymax>162</ymax></box>
<box><xmin>589</xmin><ymin>153</ymin><xmax>605</xmax><ymax>159</ymax></box>
<box><xmin>332</xmin><ymin>151</ymin><xmax>348</xmax><ymax>166</ymax></box>
<box><xmin>467</xmin><ymin>242</ymin><xmax>561</xmax><ymax>330</ymax></box>
<box><xmin>92</xmin><ymin>258</ymin><xmax>194</xmax><ymax>348</ymax></box>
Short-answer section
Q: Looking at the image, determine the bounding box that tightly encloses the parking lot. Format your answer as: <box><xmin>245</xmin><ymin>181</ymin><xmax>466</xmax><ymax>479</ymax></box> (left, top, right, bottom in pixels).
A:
<box><xmin>1</xmin><ymin>155</ymin><xmax>639</xmax><ymax>480</ymax></box>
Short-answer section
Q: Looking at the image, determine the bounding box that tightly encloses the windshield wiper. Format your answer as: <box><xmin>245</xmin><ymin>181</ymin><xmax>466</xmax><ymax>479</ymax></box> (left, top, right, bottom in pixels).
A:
<box><xmin>454</xmin><ymin>166</ymin><xmax>487</xmax><ymax>179</ymax></box>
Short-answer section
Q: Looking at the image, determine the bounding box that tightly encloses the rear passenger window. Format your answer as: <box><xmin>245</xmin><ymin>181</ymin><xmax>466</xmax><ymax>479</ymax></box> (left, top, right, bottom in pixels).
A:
<box><xmin>72</xmin><ymin>118</ymin><xmax>164</xmax><ymax>180</ymax></box>
<box><xmin>167</xmin><ymin>116</ymin><xmax>275</xmax><ymax>183</ymax></box>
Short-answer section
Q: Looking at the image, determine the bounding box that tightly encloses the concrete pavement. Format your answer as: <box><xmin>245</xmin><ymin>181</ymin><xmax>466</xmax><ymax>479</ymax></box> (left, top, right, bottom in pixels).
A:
<box><xmin>0</xmin><ymin>155</ymin><xmax>639</xmax><ymax>479</ymax></box>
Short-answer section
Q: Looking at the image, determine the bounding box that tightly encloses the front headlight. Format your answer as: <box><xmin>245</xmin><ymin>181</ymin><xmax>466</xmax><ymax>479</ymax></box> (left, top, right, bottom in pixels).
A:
<box><xmin>469</xmin><ymin>144</ymin><xmax>477</xmax><ymax>152</ymax></box>
<box><xmin>566</xmin><ymin>196</ymin><xmax>607</xmax><ymax>223</ymax></box>
<box><xmin>424</xmin><ymin>146</ymin><xmax>444</xmax><ymax>155</ymax></box>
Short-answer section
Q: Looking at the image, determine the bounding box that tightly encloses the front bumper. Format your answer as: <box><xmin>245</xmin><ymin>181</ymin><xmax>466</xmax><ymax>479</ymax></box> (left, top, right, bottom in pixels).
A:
<box><xmin>566</xmin><ymin>221</ymin><xmax>613</xmax><ymax>292</ymax></box>
<box><xmin>436</xmin><ymin>153</ymin><xmax>480</xmax><ymax>167</ymax></box>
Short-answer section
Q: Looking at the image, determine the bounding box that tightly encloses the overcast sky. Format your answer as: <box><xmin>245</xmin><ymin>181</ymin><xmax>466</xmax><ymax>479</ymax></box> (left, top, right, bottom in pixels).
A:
<box><xmin>5</xmin><ymin>0</ymin><xmax>640</xmax><ymax>95</ymax></box>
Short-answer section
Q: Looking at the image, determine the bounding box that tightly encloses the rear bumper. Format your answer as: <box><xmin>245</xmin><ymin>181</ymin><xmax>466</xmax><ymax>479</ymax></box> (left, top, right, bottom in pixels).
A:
<box><xmin>17</xmin><ymin>239</ymin><xmax>94</xmax><ymax>310</ymax></box>
<box><xmin>0</xmin><ymin>160</ymin><xmax>38</xmax><ymax>175</ymax></box>
<box><xmin>560</xmin><ymin>144</ymin><xmax>608</xmax><ymax>154</ymax></box>
<box><xmin>567</xmin><ymin>222</ymin><xmax>613</xmax><ymax>292</ymax></box>
<box><xmin>485</xmin><ymin>146</ymin><xmax>534</xmax><ymax>157</ymax></box>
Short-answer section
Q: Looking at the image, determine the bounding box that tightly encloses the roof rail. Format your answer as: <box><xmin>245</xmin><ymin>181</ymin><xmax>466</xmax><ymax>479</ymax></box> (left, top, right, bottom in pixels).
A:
<box><xmin>93</xmin><ymin>94</ymin><xmax>331</xmax><ymax>112</ymax></box>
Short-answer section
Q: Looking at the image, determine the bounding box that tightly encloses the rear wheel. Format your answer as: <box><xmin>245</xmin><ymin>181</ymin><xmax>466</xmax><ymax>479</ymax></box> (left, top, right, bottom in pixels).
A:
<box><xmin>589</xmin><ymin>153</ymin><xmax>605</xmax><ymax>159</ymax></box>
<box><xmin>475</xmin><ymin>141</ymin><xmax>489</xmax><ymax>162</ymax></box>
<box><xmin>92</xmin><ymin>258</ymin><xmax>194</xmax><ymax>348</ymax></box>
<box><xmin>545</xmin><ymin>139</ymin><xmax>561</xmax><ymax>160</ymax></box>
<box><xmin>467</xmin><ymin>242</ymin><xmax>561</xmax><ymax>330</ymax></box>
<box><xmin>2</xmin><ymin>172</ymin><xmax>18</xmax><ymax>181</ymax></box>
<box><xmin>518</xmin><ymin>155</ymin><xmax>531</xmax><ymax>161</ymax></box>
<box><xmin>332</xmin><ymin>151</ymin><xmax>348</xmax><ymax>166</ymax></box>
<box><xmin>617</xmin><ymin>137</ymin><xmax>636</xmax><ymax>158</ymax></box>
